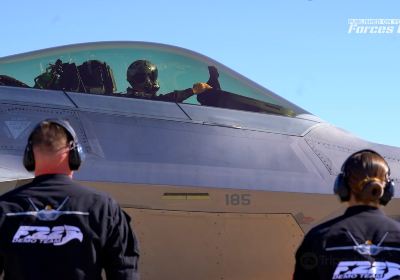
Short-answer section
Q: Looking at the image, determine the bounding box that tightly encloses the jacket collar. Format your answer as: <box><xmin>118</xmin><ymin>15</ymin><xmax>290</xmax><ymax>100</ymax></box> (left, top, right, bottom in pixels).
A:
<box><xmin>32</xmin><ymin>174</ymin><xmax>72</xmax><ymax>184</ymax></box>
<box><xmin>344</xmin><ymin>205</ymin><xmax>383</xmax><ymax>216</ymax></box>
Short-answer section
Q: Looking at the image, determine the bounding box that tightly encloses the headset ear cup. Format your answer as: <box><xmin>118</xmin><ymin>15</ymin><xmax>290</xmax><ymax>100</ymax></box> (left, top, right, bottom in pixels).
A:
<box><xmin>23</xmin><ymin>143</ymin><xmax>35</xmax><ymax>172</ymax></box>
<box><xmin>380</xmin><ymin>180</ymin><xmax>395</xmax><ymax>206</ymax></box>
<box><xmin>68</xmin><ymin>143</ymin><xmax>82</xmax><ymax>171</ymax></box>
<box><xmin>334</xmin><ymin>173</ymin><xmax>350</xmax><ymax>202</ymax></box>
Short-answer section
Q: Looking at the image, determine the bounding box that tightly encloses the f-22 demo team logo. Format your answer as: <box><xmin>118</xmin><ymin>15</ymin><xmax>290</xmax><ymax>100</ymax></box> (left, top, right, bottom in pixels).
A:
<box><xmin>333</xmin><ymin>261</ymin><xmax>400</xmax><ymax>279</ymax></box>
<box><xmin>12</xmin><ymin>225</ymin><xmax>83</xmax><ymax>246</ymax></box>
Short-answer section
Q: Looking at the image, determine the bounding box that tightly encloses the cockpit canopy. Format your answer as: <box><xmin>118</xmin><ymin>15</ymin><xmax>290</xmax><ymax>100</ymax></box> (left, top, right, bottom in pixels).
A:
<box><xmin>0</xmin><ymin>42</ymin><xmax>308</xmax><ymax>117</ymax></box>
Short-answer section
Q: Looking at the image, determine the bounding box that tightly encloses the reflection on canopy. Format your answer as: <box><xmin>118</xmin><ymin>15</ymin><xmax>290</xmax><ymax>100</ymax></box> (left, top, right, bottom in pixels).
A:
<box><xmin>0</xmin><ymin>42</ymin><xmax>306</xmax><ymax>117</ymax></box>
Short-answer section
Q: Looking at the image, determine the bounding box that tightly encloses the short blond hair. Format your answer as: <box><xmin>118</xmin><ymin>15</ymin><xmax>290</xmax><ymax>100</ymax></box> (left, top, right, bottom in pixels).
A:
<box><xmin>30</xmin><ymin>121</ymin><xmax>69</xmax><ymax>152</ymax></box>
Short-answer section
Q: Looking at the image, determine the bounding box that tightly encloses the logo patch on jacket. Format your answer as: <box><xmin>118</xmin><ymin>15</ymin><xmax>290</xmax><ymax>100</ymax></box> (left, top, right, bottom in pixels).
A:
<box><xmin>12</xmin><ymin>225</ymin><xmax>83</xmax><ymax>246</ymax></box>
<box><xmin>332</xmin><ymin>261</ymin><xmax>400</xmax><ymax>279</ymax></box>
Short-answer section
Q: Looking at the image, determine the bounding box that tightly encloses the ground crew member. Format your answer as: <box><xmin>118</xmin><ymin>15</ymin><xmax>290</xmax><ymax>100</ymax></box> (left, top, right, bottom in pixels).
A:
<box><xmin>0</xmin><ymin>119</ymin><xmax>140</xmax><ymax>280</ymax></box>
<box><xmin>294</xmin><ymin>149</ymin><xmax>400</xmax><ymax>279</ymax></box>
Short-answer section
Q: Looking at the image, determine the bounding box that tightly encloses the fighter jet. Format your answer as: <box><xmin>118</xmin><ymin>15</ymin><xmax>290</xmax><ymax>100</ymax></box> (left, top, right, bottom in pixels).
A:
<box><xmin>0</xmin><ymin>41</ymin><xmax>399</xmax><ymax>280</ymax></box>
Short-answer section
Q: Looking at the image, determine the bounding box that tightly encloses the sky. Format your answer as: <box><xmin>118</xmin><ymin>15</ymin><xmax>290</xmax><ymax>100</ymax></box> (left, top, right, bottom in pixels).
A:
<box><xmin>1</xmin><ymin>0</ymin><xmax>400</xmax><ymax>147</ymax></box>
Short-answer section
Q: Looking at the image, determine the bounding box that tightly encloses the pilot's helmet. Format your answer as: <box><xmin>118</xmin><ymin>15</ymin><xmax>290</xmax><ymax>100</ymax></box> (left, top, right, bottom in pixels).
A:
<box><xmin>127</xmin><ymin>60</ymin><xmax>160</xmax><ymax>94</ymax></box>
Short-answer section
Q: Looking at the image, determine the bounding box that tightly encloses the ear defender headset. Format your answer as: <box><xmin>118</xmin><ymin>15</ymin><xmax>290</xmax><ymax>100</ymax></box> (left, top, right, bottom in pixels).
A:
<box><xmin>334</xmin><ymin>149</ymin><xmax>395</xmax><ymax>206</ymax></box>
<box><xmin>23</xmin><ymin>119</ymin><xmax>83</xmax><ymax>172</ymax></box>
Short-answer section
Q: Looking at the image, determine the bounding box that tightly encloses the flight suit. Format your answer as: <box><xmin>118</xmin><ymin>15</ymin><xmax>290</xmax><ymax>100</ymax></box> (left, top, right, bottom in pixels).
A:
<box><xmin>125</xmin><ymin>87</ymin><xmax>194</xmax><ymax>103</ymax></box>
<box><xmin>294</xmin><ymin>205</ymin><xmax>400</xmax><ymax>280</ymax></box>
<box><xmin>0</xmin><ymin>174</ymin><xmax>139</xmax><ymax>280</ymax></box>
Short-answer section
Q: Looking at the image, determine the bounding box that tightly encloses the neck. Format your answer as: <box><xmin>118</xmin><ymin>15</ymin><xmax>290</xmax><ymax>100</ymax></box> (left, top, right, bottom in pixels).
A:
<box><xmin>348</xmin><ymin>196</ymin><xmax>380</xmax><ymax>208</ymax></box>
<box><xmin>35</xmin><ymin>169</ymin><xmax>73</xmax><ymax>178</ymax></box>
<box><xmin>33</xmin><ymin>148</ymin><xmax>73</xmax><ymax>178</ymax></box>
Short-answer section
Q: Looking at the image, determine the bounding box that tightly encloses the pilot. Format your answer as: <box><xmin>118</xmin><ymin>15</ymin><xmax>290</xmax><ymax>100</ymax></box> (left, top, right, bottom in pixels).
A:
<box><xmin>126</xmin><ymin>59</ymin><xmax>214</xmax><ymax>102</ymax></box>
<box><xmin>0</xmin><ymin>119</ymin><xmax>139</xmax><ymax>280</ymax></box>
<box><xmin>293</xmin><ymin>150</ymin><xmax>400</xmax><ymax>279</ymax></box>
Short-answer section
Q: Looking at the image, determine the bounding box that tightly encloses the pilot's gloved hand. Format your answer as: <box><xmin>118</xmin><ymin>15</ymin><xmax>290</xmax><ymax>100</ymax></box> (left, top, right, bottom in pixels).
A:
<box><xmin>192</xmin><ymin>82</ymin><xmax>212</xmax><ymax>94</ymax></box>
<box><xmin>207</xmin><ymin>66</ymin><xmax>221</xmax><ymax>90</ymax></box>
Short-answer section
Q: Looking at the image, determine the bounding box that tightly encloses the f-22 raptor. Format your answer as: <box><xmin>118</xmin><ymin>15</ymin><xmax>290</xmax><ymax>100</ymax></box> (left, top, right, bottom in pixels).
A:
<box><xmin>0</xmin><ymin>41</ymin><xmax>399</xmax><ymax>279</ymax></box>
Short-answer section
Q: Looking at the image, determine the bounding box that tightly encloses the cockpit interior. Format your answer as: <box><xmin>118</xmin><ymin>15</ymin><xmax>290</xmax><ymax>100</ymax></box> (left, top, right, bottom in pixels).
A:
<box><xmin>0</xmin><ymin>42</ymin><xmax>307</xmax><ymax>117</ymax></box>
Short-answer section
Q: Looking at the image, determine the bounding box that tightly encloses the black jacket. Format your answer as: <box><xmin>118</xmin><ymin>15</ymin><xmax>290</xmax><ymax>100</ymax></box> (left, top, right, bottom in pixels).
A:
<box><xmin>0</xmin><ymin>174</ymin><xmax>139</xmax><ymax>280</ymax></box>
<box><xmin>294</xmin><ymin>205</ymin><xmax>400</xmax><ymax>279</ymax></box>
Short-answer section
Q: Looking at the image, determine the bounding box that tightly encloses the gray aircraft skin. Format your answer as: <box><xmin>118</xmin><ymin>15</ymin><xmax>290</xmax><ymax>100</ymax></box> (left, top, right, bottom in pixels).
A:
<box><xmin>0</xmin><ymin>41</ymin><xmax>399</xmax><ymax>279</ymax></box>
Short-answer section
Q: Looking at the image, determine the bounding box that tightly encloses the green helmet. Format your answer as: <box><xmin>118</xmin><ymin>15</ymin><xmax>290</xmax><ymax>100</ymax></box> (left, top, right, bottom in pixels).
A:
<box><xmin>127</xmin><ymin>60</ymin><xmax>160</xmax><ymax>94</ymax></box>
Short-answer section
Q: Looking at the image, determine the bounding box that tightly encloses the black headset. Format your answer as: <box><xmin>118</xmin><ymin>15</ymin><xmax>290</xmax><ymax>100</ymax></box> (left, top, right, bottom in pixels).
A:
<box><xmin>23</xmin><ymin>119</ymin><xmax>83</xmax><ymax>172</ymax></box>
<box><xmin>334</xmin><ymin>149</ymin><xmax>395</xmax><ymax>205</ymax></box>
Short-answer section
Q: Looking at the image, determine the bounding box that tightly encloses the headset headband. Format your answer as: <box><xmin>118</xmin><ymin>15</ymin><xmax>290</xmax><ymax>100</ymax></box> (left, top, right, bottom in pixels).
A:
<box><xmin>29</xmin><ymin>119</ymin><xmax>78</xmax><ymax>143</ymax></box>
<box><xmin>341</xmin><ymin>149</ymin><xmax>391</xmax><ymax>176</ymax></box>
